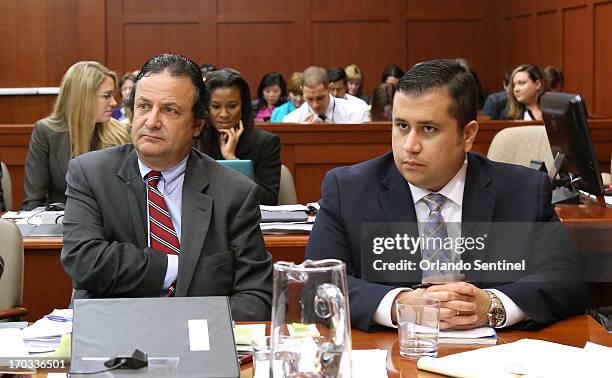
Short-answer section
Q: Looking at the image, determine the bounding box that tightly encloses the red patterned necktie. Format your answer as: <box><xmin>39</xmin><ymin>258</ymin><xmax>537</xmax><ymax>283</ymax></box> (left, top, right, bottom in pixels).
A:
<box><xmin>145</xmin><ymin>170</ymin><xmax>180</xmax><ymax>296</ymax></box>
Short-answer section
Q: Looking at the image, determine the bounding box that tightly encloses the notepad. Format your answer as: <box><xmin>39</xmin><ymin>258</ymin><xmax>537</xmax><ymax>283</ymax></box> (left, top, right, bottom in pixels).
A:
<box><xmin>439</xmin><ymin>326</ymin><xmax>497</xmax><ymax>345</ymax></box>
<box><xmin>417</xmin><ymin>338</ymin><xmax>612</xmax><ymax>378</ymax></box>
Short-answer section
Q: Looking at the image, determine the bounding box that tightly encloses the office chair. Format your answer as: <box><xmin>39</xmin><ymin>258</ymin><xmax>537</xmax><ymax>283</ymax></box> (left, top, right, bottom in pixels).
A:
<box><xmin>0</xmin><ymin>219</ymin><xmax>28</xmax><ymax>320</ymax></box>
<box><xmin>487</xmin><ymin>126</ymin><xmax>555</xmax><ymax>179</ymax></box>
<box><xmin>1</xmin><ymin>161</ymin><xmax>12</xmax><ymax>211</ymax></box>
<box><xmin>278</xmin><ymin>164</ymin><xmax>298</xmax><ymax>205</ymax></box>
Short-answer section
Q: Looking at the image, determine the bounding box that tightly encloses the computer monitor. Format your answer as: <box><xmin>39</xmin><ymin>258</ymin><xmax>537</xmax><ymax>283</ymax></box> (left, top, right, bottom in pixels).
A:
<box><xmin>217</xmin><ymin>159</ymin><xmax>255</xmax><ymax>180</ymax></box>
<box><xmin>541</xmin><ymin>92</ymin><xmax>604</xmax><ymax>203</ymax></box>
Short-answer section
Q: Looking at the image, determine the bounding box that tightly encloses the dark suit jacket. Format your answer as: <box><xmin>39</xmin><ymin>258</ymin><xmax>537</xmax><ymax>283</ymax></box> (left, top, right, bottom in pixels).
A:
<box><xmin>482</xmin><ymin>91</ymin><xmax>508</xmax><ymax>120</ymax></box>
<box><xmin>61</xmin><ymin>144</ymin><xmax>273</xmax><ymax>321</ymax></box>
<box><xmin>306</xmin><ymin>151</ymin><xmax>586</xmax><ymax>331</ymax></box>
<box><xmin>194</xmin><ymin>128</ymin><xmax>281</xmax><ymax>205</ymax></box>
<box><xmin>23</xmin><ymin>120</ymin><xmax>71</xmax><ymax>210</ymax></box>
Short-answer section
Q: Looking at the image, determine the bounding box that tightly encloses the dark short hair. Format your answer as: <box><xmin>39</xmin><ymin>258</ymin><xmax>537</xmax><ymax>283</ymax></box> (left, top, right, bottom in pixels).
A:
<box><xmin>543</xmin><ymin>65</ymin><xmax>564</xmax><ymax>90</ymax></box>
<box><xmin>397</xmin><ymin>59</ymin><xmax>477</xmax><ymax>130</ymax></box>
<box><xmin>381</xmin><ymin>64</ymin><xmax>404</xmax><ymax>83</ymax></box>
<box><xmin>129</xmin><ymin>54</ymin><xmax>209</xmax><ymax>120</ymax></box>
<box><xmin>200</xmin><ymin>63</ymin><xmax>216</xmax><ymax>74</ymax></box>
<box><xmin>327</xmin><ymin>67</ymin><xmax>347</xmax><ymax>85</ymax></box>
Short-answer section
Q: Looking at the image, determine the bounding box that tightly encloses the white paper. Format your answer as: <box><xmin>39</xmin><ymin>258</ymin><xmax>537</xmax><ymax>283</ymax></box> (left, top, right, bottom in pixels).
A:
<box><xmin>260</xmin><ymin>223</ymin><xmax>313</xmax><ymax>233</ymax></box>
<box><xmin>187</xmin><ymin>319</ymin><xmax>210</xmax><ymax>351</ymax></box>
<box><xmin>0</xmin><ymin>329</ymin><xmax>29</xmax><ymax>358</ymax></box>
<box><xmin>605</xmin><ymin>195</ymin><xmax>612</xmax><ymax>206</ymax></box>
<box><xmin>260</xmin><ymin>204</ymin><xmax>309</xmax><ymax>212</ymax></box>
<box><xmin>22</xmin><ymin>309</ymin><xmax>73</xmax><ymax>353</ymax></box>
<box><xmin>234</xmin><ymin>323</ymin><xmax>266</xmax><ymax>351</ymax></box>
<box><xmin>351</xmin><ymin>349</ymin><xmax>388</xmax><ymax>378</ymax></box>
<box><xmin>418</xmin><ymin>338</ymin><xmax>612</xmax><ymax>378</ymax></box>
<box><xmin>583</xmin><ymin>341</ymin><xmax>612</xmax><ymax>359</ymax></box>
<box><xmin>1</xmin><ymin>207</ymin><xmax>44</xmax><ymax>220</ymax></box>
<box><xmin>440</xmin><ymin>326</ymin><xmax>495</xmax><ymax>339</ymax></box>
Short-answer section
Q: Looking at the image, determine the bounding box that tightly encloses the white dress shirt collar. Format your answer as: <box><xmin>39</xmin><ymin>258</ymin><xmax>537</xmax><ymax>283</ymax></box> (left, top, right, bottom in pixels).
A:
<box><xmin>407</xmin><ymin>157</ymin><xmax>468</xmax><ymax>208</ymax></box>
<box><xmin>138</xmin><ymin>156</ymin><xmax>188</xmax><ymax>194</ymax></box>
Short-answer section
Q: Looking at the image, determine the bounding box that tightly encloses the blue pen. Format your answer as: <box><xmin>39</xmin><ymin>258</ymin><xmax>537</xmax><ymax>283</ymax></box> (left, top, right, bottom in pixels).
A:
<box><xmin>45</xmin><ymin>315</ymin><xmax>72</xmax><ymax>322</ymax></box>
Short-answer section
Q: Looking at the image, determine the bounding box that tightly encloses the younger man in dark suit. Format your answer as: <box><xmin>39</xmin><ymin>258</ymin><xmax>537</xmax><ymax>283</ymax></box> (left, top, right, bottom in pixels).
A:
<box><xmin>306</xmin><ymin>59</ymin><xmax>585</xmax><ymax>331</ymax></box>
<box><xmin>61</xmin><ymin>54</ymin><xmax>273</xmax><ymax>321</ymax></box>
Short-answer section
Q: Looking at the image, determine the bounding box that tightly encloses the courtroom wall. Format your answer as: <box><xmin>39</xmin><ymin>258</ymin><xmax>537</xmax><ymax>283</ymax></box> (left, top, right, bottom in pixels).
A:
<box><xmin>1</xmin><ymin>0</ymin><xmax>503</xmax><ymax>123</ymax></box>
<box><xmin>2</xmin><ymin>0</ymin><xmax>610</xmax><ymax>124</ymax></box>
<box><xmin>501</xmin><ymin>0</ymin><xmax>612</xmax><ymax>117</ymax></box>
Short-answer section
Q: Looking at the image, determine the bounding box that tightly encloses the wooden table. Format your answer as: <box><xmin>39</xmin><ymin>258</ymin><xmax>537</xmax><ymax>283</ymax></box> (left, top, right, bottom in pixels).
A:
<box><xmin>29</xmin><ymin>316</ymin><xmax>612</xmax><ymax>377</ymax></box>
<box><xmin>21</xmin><ymin>200</ymin><xmax>612</xmax><ymax>322</ymax></box>
<box><xmin>21</xmin><ymin>234</ymin><xmax>309</xmax><ymax>322</ymax></box>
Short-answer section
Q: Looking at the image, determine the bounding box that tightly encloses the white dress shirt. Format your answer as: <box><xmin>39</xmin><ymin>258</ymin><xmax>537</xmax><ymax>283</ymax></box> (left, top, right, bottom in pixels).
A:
<box><xmin>344</xmin><ymin>93</ymin><xmax>369</xmax><ymax>110</ymax></box>
<box><xmin>138</xmin><ymin>156</ymin><xmax>188</xmax><ymax>292</ymax></box>
<box><xmin>373</xmin><ymin>157</ymin><xmax>527</xmax><ymax>328</ymax></box>
<box><xmin>282</xmin><ymin>94</ymin><xmax>370</xmax><ymax>123</ymax></box>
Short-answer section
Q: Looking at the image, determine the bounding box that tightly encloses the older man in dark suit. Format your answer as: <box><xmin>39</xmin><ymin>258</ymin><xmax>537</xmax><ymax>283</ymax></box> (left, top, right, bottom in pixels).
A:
<box><xmin>61</xmin><ymin>54</ymin><xmax>273</xmax><ymax>321</ymax></box>
<box><xmin>306</xmin><ymin>59</ymin><xmax>585</xmax><ymax>332</ymax></box>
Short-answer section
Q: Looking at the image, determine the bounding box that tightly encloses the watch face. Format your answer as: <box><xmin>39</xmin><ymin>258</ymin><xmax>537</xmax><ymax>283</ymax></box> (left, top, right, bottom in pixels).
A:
<box><xmin>489</xmin><ymin>307</ymin><xmax>505</xmax><ymax>326</ymax></box>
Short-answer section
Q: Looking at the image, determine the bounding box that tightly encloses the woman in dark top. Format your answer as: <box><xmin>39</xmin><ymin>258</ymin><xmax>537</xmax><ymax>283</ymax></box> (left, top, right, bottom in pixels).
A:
<box><xmin>194</xmin><ymin>68</ymin><xmax>281</xmax><ymax>205</ymax></box>
<box><xmin>23</xmin><ymin>61</ymin><xmax>131</xmax><ymax>210</ymax></box>
<box><xmin>506</xmin><ymin>64</ymin><xmax>548</xmax><ymax>121</ymax></box>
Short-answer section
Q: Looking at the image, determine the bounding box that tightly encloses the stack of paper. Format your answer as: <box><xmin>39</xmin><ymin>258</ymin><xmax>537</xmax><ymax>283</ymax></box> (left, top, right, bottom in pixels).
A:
<box><xmin>233</xmin><ymin>323</ymin><xmax>266</xmax><ymax>353</ymax></box>
<box><xmin>439</xmin><ymin>326</ymin><xmax>497</xmax><ymax>345</ymax></box>
<box><xmin>22</xmin><ymin>309</ymin><xmax>73</xmax><ymax>353</ymax></box>
<box><xmin>259</xmin><ymin>205</ymin><xmax>314</xmax><ymax>234</ymax></box>
<box><xmin>417</xmin><ymin>338</ymin><xmax>612</xmax><ymax>377</ymax></box>
<box><xmin>0</xmin><ymin>328</ymin><xmax>32</xmax><ymax>373</ymax></box>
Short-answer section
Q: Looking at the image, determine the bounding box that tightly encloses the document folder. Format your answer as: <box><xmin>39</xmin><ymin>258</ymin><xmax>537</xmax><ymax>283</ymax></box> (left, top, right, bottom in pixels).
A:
<box><xmin>71</xmin><ymin>297</ymin><xmax>239</xmax><ymax>377</ymax></box>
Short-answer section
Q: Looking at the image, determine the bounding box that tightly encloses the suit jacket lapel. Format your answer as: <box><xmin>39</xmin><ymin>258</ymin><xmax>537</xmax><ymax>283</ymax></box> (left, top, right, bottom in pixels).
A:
<box><xmin>58</xmin><ymin>133</ymin><xmax>72</xmax><ymax>180</ymax></box>
<box><xmin>175</xmin><ymin>151</ymin><xmax>212</xmax><ymax>296</ymax></box>
<box><xmin>377</xmin><ymin>163</ymin><xmax>421</xmax><ymax>282</ymax></box>
<box><xmin>116</xmin><ymin>148</ymin><xmax>147</xmax><ymax>248</ymax></box>
<box><xmin>461</xmin><ymin>153</ymin><xmax>497</xmax><ymax>282</ymax></box>
<box><xmin>378</xmin><ymin>164</ymin><xmax>417</xmax><ymax>224</ymax></box>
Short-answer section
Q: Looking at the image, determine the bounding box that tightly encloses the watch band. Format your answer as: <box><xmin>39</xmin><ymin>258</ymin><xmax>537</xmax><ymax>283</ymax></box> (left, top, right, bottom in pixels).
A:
<box><xmin>485</xmin><ymin>290</ymin><xmax>506</xmax><ymax>328</ymax></box>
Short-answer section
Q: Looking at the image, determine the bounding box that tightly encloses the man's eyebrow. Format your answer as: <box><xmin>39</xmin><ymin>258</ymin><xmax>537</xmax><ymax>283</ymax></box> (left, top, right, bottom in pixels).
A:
<box><xmin>392</xmin><ymin>117</ymin><xmax>440</xmax><ymax>126</ymax></box>
<box><xmin>417</xmin><ymin>120</ymin><xmax>440</xmax><ymax>126</ymax></box>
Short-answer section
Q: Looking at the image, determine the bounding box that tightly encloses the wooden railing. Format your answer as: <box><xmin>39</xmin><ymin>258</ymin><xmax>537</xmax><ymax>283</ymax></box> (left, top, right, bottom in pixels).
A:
<box><xmin>1</xmin><ymin>120</ymin><xmax>611</xmax><ymax>206</ymax></box>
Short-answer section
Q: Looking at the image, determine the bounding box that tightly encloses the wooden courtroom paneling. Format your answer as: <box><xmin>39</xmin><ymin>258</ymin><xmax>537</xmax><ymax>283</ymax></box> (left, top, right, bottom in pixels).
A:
<box><xmin>502</xmin><ymin>0</ymin><xmax>612</xmax><ymax>117</ymax></box>
<box><xmin>0</xmin><ymin>0</ymin><xmax>105</xmax><ymax>124</ymax></box>
<box><xmin>0</xmin><ymin>125</ymin><xmax>34</xmax><ymax>209</ymax></box>
<box><xmin>563</xmin><ymin>6</ymin><xmax>593</xmax><ymax>107</ymax></box>
<box><xmin>594</xmin><ymin>2</ymin><xmax>612</xmax><ymax>118</ymax></box>
<box><xmin>403</xmin><ymin>0</ymin><xmax>504</xmax><ymax>103</ymax></box>
<box><xmin>2</xmin><ymin>120</ymin><xmax>611</xmax><ymax>207</ymax></box>
<box><xmin>536</xmin><ymin>10</ymin><xmax>561</xmax><ymax>65</ymax></box>
<box><xmin>3</xmin><ymin>1</ymin><xmax>612</xmax><ymax>122</ymax></box>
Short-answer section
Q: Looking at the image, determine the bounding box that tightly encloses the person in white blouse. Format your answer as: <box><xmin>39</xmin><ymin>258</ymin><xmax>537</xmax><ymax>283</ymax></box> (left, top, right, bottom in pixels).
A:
<box><xmin>283</xmin><ymin>66</ymin><xmax>369</xmax><ymax>123</ymax></box>
<box><xmin>327</xmin><ymin>66</ymin><xmax>369</xmax><ymax>110</ymax></box>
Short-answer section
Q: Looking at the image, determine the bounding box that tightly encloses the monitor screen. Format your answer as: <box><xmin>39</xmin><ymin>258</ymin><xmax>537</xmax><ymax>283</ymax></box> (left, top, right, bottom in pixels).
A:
<box><xmin>217</xmin><ymin>159</ymin><xmax>255</xmax><ymax>180</ymax></box>
<box><xmin>541</xmin><ymin>92</ymin><xmax>604</xmax><ymax>196</ymax></box>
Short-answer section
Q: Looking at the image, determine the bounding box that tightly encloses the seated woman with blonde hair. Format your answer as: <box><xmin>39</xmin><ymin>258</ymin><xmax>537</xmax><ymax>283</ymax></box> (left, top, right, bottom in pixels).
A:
<box><xmin>23</xmin><ymin>61</ymin><xmax>131</xmax><ymax>210</ymax></box>
<box><xmin>506</xmin><ymin>64</ymin><xmax>548</xmax><ymax>121</ymax></box>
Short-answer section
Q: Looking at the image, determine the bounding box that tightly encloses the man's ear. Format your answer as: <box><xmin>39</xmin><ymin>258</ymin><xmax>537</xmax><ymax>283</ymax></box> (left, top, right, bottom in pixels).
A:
<box><xmin>462</xmin><ymin>120</ymin><xmax>479</xmax><ymax>152</ymax></box>
<box><xmin>193</xmin><ymin>119</ymin><xmax>205</xmax><ymax>138</ymax></box>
